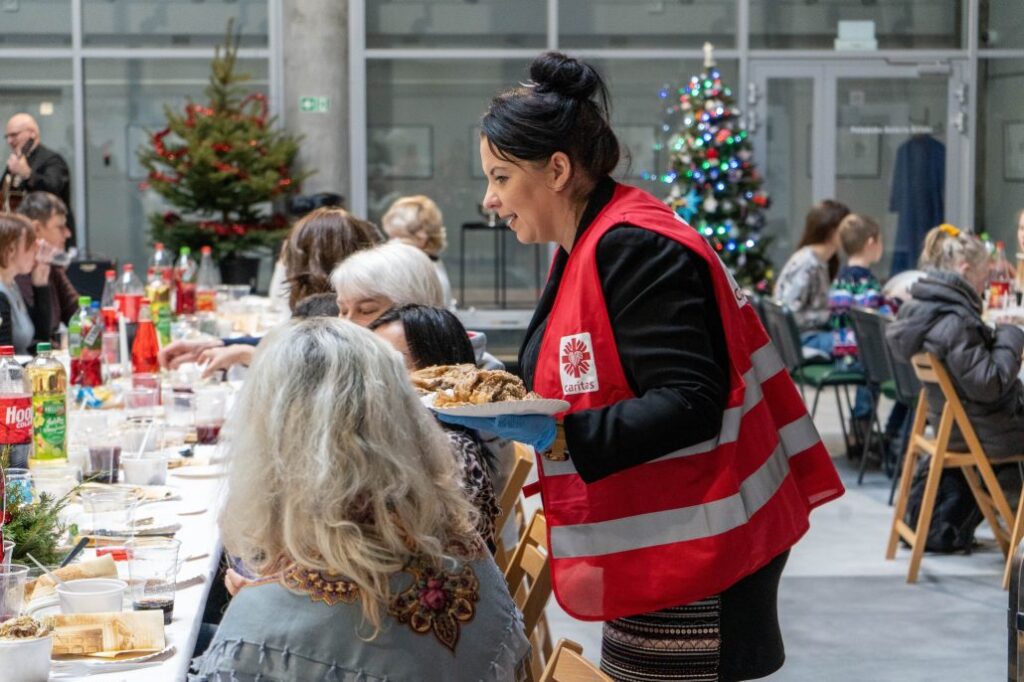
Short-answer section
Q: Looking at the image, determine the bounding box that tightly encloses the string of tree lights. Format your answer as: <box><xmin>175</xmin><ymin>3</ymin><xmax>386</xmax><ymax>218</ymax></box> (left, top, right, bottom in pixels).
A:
<box><xmin>645</xmin><ymin>45</ymin><xmax>774</xmax><ymax>289</ymax></box>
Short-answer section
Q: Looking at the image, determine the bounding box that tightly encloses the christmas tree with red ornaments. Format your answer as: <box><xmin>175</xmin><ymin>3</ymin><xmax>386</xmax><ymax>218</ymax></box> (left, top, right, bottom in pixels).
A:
<box><xmin>657</xmin><ymin>44</ymin><xmax>772</xmax><ymax>289</ymax></box>
<box><xmin>137</xmin><ymin>21</ymin><xmax>307</xmax><ymax>257</ymax></box>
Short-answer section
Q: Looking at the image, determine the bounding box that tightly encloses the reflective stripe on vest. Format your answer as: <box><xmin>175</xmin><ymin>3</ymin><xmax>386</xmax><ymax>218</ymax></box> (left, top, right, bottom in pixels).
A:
<box><xmin>540</xmin><ymin>339</ymin><xmax>818</xmax><ymax>479</ymax></box>
<box><xmin>550</xmin><ymin>442</ymin><xmax>791</xmax><ymax>558</ymax></box>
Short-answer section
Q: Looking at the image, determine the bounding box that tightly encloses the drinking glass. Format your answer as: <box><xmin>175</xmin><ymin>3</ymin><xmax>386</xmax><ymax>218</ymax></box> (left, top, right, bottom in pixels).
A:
<box><xmin>30</xmin><ymin>464</ymin><xmax>79</xmax><ymax>501</ymax></box>
<box><xmin>127</xmin><ymin>538</ymin><xmax>181</xmax><ymax>625</ymax></box>
<box><xmin>85</xmin><ymin>432</ymin><xmax>123</xmax><ymax>484</ymax></box>
<box><xmin>80</xmin><ymin>489</ymin><xmax>137</xmax><ymax>537</ymax></box>
<box><xmin>125</xmin><ymin>385</ymin><xmax>160</xmax><ymax>419</ymax></box>
<box><xmin>194</xmin><ymin>387</ymin><xmax>227</xmax><ymax>445</ymax></box>
<box><xmin>164</xmin><ymin>391</ymin><xmax>196</xmax><ymax>428</ymax></box>
<box><xmin>0</xmin><ymin>564</ymin><xmax>29</xmax><ymax>621</ymax></box>
<box><xmin>3</xmin><ymin>469</ymin><xmax>33</xmax><ymax>504</ymax></box>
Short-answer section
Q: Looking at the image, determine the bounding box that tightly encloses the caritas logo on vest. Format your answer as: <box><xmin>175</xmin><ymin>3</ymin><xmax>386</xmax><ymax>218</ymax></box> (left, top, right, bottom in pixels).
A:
<box><xmin>559</xmin><ymin>333</ymin><xmax>600</xmax><ymax>395</ymax></box>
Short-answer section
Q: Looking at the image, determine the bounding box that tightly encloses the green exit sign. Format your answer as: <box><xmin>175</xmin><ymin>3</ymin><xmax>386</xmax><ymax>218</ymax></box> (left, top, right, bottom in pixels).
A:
<box><xmin>299</xmin><ymin>96</ymin><xmax>330</xmax><ymax>113</ymax></box>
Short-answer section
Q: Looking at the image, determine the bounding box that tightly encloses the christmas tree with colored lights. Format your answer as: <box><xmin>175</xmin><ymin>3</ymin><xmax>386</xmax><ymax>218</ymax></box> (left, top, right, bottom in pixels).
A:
<box><xmin>137</xmin><ymin>21</ymin><xmax>308</xmax><ymax>257</ymax></box>
<box><xmin>657</xmin><ymin>44</ymin><xmax>772</xmax><ymax>289</ymax></box>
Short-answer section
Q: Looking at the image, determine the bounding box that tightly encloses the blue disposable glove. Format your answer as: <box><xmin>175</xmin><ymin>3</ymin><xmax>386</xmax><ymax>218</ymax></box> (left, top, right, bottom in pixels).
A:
<box><xmin>435</xmin><ymin>413</ymin><xmax>557</xmax><ymax>452</ymax></box>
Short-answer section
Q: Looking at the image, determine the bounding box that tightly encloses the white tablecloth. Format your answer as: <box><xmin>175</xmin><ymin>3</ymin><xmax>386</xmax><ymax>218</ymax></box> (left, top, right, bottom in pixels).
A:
<box><xmin>71</xmin><ymin>461</ymin><xmax>226</xmax><ymax>681</ymax></box>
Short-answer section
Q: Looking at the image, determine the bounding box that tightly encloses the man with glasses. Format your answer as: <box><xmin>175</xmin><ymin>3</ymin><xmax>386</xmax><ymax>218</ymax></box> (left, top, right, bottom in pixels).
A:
<box><xmin>3</xmin><ymin>113</ymin><xmax>74</xmax><ymax>245</ymax></box>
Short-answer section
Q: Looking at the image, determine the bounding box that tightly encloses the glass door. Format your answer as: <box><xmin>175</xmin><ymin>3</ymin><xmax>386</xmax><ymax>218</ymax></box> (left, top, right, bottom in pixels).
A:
<box><xmin>750</xmin><ymin>60</ymin><xmax>967</xmax><ymax>279</ymax></box>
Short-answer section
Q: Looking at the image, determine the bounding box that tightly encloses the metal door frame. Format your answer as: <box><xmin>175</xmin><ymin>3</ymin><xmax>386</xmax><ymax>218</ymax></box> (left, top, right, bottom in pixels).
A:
<box><xmin>749</xmin><ymin>58</ymin><xmax>970</xmax><ymax>229</ymax></box>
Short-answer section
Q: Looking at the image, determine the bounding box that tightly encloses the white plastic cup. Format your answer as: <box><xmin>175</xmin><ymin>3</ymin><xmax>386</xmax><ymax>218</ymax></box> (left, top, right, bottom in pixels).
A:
<box><xmin>122</xmin><ymin>456</ymin><xmax>168</xmax><ymax>486</ymax></box>
<box><xmin>56</xmin><ymin>578</ymin><xmax>127</xmax><ymax>614</ymax></box>
<box><xmin>0</xmin><ymin>633</ymin><xmax>53</xmax><ymax>682</ymax></box>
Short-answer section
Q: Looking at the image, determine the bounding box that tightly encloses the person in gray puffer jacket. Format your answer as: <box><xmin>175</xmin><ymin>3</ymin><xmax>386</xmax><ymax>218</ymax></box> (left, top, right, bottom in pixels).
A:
<box><xmin>886</xmin><ymin>227</ymin><xmax>1024</xmax><ymax>459</ymax></box>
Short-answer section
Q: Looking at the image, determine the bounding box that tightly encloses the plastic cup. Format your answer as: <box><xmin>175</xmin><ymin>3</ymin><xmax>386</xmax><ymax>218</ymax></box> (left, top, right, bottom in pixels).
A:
<box><xmin>194</xmin><ymin>387</ymin><xmax>227</xmax><ymax>445</ymax></box>
<box><xmin>56</xmin><ymin>578</ymin><xmax>127</xmax><ymax>614</ymax></box>
<box><xmin>28</xmin><ymin>464</ymin><xmax>79</xmax><ymax>502</ymax></box>
<box><xmin>85</xmin><ymin>433</ymin><xmax>122</xmax><ymax>485</ymax></box>
<box><xmin>122</xmin><ymin>456</ymin><xmax>168</xmax><ymax>486</ymax></box>
<box><xmin>3</xmin><ymin>468</ymin><xmax>33</xmax><ymax>504</ymax></box>
<box><xmin>80</xmin><ymin>489</ymin><xmax>137</xmax><ymax>537</ymax></box>
<box><xmin>0</xmin><ymin>564</ymin><xmax>29</xmax><ymax>621</ymax></box>
<box><xmin>127</xmin><ymin>538</ymin><xmax>181</xmax><ymax>625</ymax></box>
<box><xmin>164</xmin><ymin>392</ymin><xmax>196</xmax><ymax>428</ymax></box>
<box><xmin>125</xmin><ymin>385</ymin><xmax>160</xmax><ymax>419</ymax></box>
<box><xmin>122</xmin><ymin>421</ymin><xmax>164</xmax><ymax>457</ymax></box>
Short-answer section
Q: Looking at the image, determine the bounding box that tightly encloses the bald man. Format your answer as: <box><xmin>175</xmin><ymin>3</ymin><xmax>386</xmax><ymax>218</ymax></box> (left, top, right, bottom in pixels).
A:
<box><xmin>3</xmin><ymin>113</ymin><xmax>74</xmax><ymax>244</ymax></box>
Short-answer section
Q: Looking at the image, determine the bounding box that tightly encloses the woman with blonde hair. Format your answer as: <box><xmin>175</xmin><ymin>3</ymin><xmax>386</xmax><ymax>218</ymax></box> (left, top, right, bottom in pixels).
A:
<box><xmin>190</xmin><ymin>318</ymin><xmax>529</xmax><ymax>681</ymax></box>
<box><xmin>887</xmin><ymin>223</ymin><xmax>1024</xmax><ymax>459</ymax></box>
<box><xmin>382</xmin><ymin>195</ymin><xmax>453</xmax><ymax>308</ymax></box>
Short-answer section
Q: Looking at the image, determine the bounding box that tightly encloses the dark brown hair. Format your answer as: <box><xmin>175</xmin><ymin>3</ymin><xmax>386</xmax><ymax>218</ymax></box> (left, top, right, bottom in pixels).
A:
<box><xmin>0</xmin><ymin>213</ymin><xmax>33</xmax><ymax>268</ymax></box>
<box><xmin>481</xmin><ymin>51</ymin><xmax>620</xmax><ymax>194</ymax></box>
<box><xmin>798</xmin><ymin>199</ymin><xmax>850</xmax><ymax>279</ymax></box>
<box><xmin>281</xmin><ymin>207</ymin><xmax>385</xmax><ymax>311</ymax></box>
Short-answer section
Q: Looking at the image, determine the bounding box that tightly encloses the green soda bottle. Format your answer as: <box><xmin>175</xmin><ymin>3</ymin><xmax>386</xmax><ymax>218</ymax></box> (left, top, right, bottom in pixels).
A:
<box><xmin>27</xmin><ymin>342</ymin><xmax>68</xmax><ymax>465</ymax></box>
<box><xmin>156</xmin><ymin>304</ymin><xmax>172</xmax><ymax>346</ymax></box>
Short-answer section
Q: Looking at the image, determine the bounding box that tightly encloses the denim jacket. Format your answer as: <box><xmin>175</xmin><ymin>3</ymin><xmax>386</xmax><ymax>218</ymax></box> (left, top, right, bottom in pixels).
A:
<box><xmin>190</xmin><ymin>555</ymin><xmax>530</xmax><ymax>682</ymax></box>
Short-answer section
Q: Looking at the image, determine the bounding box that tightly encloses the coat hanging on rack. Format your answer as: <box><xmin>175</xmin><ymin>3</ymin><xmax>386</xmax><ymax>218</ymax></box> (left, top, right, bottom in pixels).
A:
<box><xmin>889</xmin><ymin>134</ymin><xmax>945</xmax><ymax>276</ymax></box>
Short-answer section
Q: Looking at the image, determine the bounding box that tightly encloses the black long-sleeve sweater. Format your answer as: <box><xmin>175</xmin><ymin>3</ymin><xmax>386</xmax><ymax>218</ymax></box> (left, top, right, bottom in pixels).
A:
<box><xmin>520</xmin><ymin>177</ymin><xmax>730</xmax><ymax>484</ymax></box>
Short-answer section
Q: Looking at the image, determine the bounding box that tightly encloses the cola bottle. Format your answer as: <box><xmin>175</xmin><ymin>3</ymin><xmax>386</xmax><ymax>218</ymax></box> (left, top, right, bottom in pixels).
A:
<box><xmin>0</xmin><ymin>345</ymin><xmax>33</xmax><ymax>469</ymax></box>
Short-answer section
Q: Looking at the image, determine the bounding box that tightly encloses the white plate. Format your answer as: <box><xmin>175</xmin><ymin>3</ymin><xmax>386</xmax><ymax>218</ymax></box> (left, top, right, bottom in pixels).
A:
<box><xmin>50</xmin><ymin>645</ymin><xmax>176</xmax><ymax>676</ymax></box>
<box><xmin>169</xmin><ymin>465</ymin><xmax>225</xmax><ymax>479</ymax></box>
<box><xmin>422</xmin><ymin>393</ymin><xmax>569</xmax><ymax>417</ymax></box>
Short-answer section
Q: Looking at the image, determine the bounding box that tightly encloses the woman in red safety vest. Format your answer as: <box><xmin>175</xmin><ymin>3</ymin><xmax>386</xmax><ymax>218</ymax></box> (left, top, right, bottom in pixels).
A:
<box><xmin>441</xmin><ymin>51</ymin><xmax>844</xmax><ymax>682</ymax></box>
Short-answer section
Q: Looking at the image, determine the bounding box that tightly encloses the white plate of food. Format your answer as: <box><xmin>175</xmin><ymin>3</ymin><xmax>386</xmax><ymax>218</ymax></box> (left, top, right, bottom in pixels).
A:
<box><xmin>414</xmin><ymin>364</ymin><xmax>569</xmax><ymax>417</ymax></box>
<box><xmin>421</xmin><ymin>392</ymin><xmax>569</xmax><ymax>417</ymax></box>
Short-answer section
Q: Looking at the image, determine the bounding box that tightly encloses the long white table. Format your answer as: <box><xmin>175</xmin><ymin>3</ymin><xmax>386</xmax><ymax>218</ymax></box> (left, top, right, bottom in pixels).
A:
<box><xmin>63</xmin><ymin>457</ymin><xmax>226</xmax><ymax>681</ymax></box>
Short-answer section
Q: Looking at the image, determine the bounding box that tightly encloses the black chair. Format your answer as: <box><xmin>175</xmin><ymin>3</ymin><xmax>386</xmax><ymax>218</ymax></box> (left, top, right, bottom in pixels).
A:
<box><xmin>847</xmin><ymin>307</ymin><xmax>899</xmax><ymax>483</ymax></box>
<box><xmin>761</xmin><ymin>299</ymin><xmax>865</xmax><ymax>452</ymax></box>
<box><xmin>881</xmin><ymin>329</ymin><xmax>922</xmax><ymax>505</ymax></box>
<box><xmin>745</xmin><ymin>290</ymin><xmax>768</xmax><ymax>327</ymax></box>
<box><xmin>66</xmin><ymin>258</ymin><xmax>115</xmax><ymax>302</ymax></box>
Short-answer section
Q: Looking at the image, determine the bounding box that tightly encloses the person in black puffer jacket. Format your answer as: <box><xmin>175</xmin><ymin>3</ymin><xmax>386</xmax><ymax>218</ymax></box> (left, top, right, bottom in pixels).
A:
<box><xmin>887</xmin><ymin>224</ymin><xmax>1024</xmax><ymax>551</ymax></box>
<box><xmin>887</xmin><ymin>225</ymin><xmax>1024</xmax><ymax>458</ymax></box>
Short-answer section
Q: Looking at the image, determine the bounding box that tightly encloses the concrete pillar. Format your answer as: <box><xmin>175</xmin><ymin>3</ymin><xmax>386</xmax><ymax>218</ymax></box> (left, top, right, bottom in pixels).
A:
<box><xmin>281</xmin><ymin>0</ymin><xmax>348</xmax><ymax>201</ymax></box>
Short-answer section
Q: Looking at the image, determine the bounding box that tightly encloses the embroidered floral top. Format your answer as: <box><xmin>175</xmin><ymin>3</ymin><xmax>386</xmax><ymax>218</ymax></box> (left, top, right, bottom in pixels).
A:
<box><xmin>189</xmin><ymin>556</ymin><xmax>530</xmax><ymax>681</ymax></box>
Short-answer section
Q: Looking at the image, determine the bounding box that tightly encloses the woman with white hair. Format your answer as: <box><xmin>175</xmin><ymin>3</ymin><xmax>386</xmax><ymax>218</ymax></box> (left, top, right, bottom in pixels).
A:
<box><xmin>331</xmin><ymin>240</ymin><xmax>444</xmax><ymax>325</ymax></box>
<box><xmin>382</xmin><ymin>195</ymin><xmax>454</xmax><ymax>308</ymax></box>
<box><xmin>190</xmin><ymin>318</ymin><xmax>530</xmax><ymax>681</ymax></box>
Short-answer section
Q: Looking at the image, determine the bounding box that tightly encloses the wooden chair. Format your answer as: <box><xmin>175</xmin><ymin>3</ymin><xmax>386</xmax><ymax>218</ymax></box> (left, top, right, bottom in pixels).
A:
<box><xmin>494</xmin><ymin>443</ymin><xmax>534</xmax><ymax>570</ymax></box>
<box><xmin>506</xmin><ymin>510</ymin><xmax>553</xmax><ymax>681</ymax></box>
<box><xmin>1006</xmin><ymin>490</ymin><xmax>1024</xmax><ymax>588</ymax></box>
<box><xmin>539</xmin><ymin>639</ymin><xmax>612</xmax><ymax>682</ymax></box>
<box><xmin>886</xmin><ymin>352</ymin><xmax>1024</xmax><ymax>583</ymax></box>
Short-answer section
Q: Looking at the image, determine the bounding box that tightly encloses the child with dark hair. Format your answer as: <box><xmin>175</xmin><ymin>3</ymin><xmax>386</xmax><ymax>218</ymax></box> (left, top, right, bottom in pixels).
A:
<box><xmin>369</xmin><ymin>305</ymin><xmax>499</xmax><ymax>548</ymax></box>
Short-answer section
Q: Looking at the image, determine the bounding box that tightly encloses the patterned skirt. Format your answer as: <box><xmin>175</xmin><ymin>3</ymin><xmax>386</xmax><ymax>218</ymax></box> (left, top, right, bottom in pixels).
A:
<box><xmin>600</xmin><ymin>596</ymin><xmax>721</xmax><ymax>682</ymax></box>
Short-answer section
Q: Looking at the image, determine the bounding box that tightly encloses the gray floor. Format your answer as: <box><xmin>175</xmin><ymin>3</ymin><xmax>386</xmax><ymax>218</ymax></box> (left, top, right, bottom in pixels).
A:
<box><xmin>529</xmin><ymin>395</ymin><xmax>1011</xmax><ymax>681</ymax></box>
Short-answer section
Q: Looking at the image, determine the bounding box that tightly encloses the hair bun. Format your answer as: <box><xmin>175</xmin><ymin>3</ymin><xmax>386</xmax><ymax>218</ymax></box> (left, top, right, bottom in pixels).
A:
<box><xmin>529</xmin><ymin>51</ymin><xmax>600</xmax><ymax>101</ymax></box>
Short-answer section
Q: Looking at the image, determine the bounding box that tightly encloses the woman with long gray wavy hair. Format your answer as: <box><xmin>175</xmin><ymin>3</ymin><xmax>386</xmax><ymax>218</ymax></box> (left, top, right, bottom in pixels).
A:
<box><xmin>190</xmin><ymin>318</ymin><xmax>529</xmax><ymax>681</ymax></box>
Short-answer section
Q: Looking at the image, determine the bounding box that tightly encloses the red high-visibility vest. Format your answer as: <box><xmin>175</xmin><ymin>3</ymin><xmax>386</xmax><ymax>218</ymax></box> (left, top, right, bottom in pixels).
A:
<box><xmin>532</xmin><ymin>184</ymin><xmax>844</xmax><ymax>621</ymax></box>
